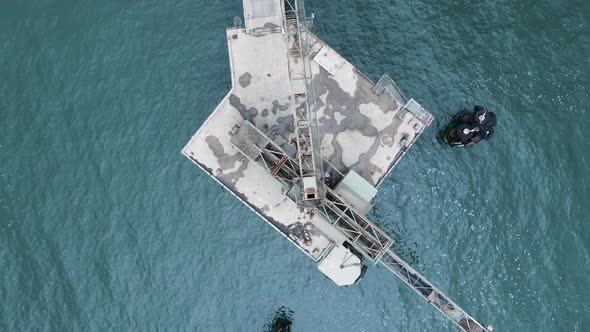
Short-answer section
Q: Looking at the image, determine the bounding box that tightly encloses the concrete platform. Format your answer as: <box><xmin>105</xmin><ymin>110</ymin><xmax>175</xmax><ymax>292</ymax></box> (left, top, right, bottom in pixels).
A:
<box><xmin>182</xmin><ymin>0</ymin><xmax>432</xmax><ymax>277</ymax></box>
<box><xmin>183</xmin><ymin>28</ymin><xmax>334</xmax><ymax>260</ymax></box>
<box><xmin>181</xmin><ymin>2</ymin><xmax>492</xmax><ymax>330</ymax></box>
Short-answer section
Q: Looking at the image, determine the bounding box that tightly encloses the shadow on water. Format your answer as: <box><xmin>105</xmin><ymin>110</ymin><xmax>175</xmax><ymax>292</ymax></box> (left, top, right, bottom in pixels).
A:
<box><xmin>263</xmin><ymin>307</ymin><xmax>293</xmax><ymax>332</ymax></box>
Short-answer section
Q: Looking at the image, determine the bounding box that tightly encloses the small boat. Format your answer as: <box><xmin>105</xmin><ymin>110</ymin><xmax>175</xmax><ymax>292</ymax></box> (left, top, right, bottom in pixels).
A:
<box><xmin>446</xmin><ymin>105</ymin><xmax>497</xmax><ymax>147</ymax></box>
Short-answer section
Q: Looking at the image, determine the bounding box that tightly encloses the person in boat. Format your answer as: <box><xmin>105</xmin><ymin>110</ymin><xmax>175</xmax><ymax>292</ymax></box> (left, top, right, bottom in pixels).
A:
<box><xmin>448</xmin><ymin>105</ymin><xmax>496</xmax><ymax>147</ymax></box>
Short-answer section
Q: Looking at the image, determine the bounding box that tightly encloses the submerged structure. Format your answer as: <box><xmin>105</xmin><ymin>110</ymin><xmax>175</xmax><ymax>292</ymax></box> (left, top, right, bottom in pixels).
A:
<box><xmin>182</xmin><ymin>1</ymin><xmax>491</xmax><ymax>331</ymax></box>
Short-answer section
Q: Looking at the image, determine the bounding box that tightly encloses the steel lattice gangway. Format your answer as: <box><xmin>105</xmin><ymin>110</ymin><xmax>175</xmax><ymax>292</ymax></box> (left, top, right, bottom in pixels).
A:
<box><xmin>380</xmin><ymin>251</ymin><xmax>489</xmax><ymax>332</ymax></box>
<box><xmin>284</xmin><ymin>0</ymin><xmax>324</xmax><ymax>205</ymax></box>
<box><xmin>230</xmin><ymin>121</ymin><xmax>491</xmax><ymax>332</ymax></box>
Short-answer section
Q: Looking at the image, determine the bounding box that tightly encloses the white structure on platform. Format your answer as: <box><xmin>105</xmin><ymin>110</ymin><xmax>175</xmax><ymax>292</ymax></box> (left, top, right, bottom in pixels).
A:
<box><xmin>317</xmin><ymin>245</ymin><xmax>362</xmax><ymax>286</ymax></box>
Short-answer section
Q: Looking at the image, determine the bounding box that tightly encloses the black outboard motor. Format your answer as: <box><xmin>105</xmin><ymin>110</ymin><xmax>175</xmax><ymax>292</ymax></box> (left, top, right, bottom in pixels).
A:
<box><xmin>446</xmin><ymin>105</ymin><xmax>497</xmax><ymax>147</ymax></box>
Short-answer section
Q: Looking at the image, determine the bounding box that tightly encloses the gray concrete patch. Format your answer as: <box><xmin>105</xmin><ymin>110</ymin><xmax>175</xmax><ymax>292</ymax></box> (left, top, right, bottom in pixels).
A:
<box><xmin>204</xmin><ymin>135</ymin><xmax>248</xmax><ymax>184</ymax></box>
<box><xmin>229</xmin><ymin>94</ymin><xmax>258</xmax><ymax>122</ymax></box>
<box><xmin>205</xmin><ymin>135</ymin><xmax>240</xmax><ymax>170</ymax></box>
<box><xmin>264</xmin><ymin>22</ymin><xmax>280</xmax><ymax>29</ymax></box>
<box><xmin>238</xmin><ymin>72</ymin><xmax>252</xmax><ymax>87</ymax></box>
<box><xmin>270</xmin><ymin>99</ymin><xmax>289</xmax><ymax>115</ymax></box>
<box><xmin>265</xmin><ymin>115</ymin><xmax>294</xmax><ymax>142</ymax></box>
<box><xmin>311</xmin><ymin>69</ymin><xmax>378</xmax><ymax>171</ymax></box>
<box><xmin>308</xmin><ymin>66</ymin><xmax>407</xmax><ymax>184</ymax></box>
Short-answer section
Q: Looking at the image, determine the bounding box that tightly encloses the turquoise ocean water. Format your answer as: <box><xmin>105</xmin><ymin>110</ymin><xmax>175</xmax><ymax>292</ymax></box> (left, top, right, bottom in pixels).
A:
<box><xmin>1</xmin><ymin>0</ymin><xmax>589</xmax><ymax>331</ymax></box>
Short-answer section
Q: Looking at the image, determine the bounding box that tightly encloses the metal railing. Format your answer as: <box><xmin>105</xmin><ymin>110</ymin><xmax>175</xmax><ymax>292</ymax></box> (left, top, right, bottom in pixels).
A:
<box><xmin>230</xmin><ymin>122</ymin><xmax>490</xmax><ymax>332</ymax></box>
<box><xmin>380</xmin><ymin>250</ymin><xmax>491</xmax><ymax>332</ymax></box>
<box><xmin>317</xmin><ymin>189</ymin><xmax>393</xmax><ymax>262</ymax></box>
<box><xmin>284</xmin><ymin>0</ymin><xmax>324</xmax><ymax>205</ymax></box>
<box><xmin>372</xmin><ymin>73</ymin><xmax>408</xmax><ymax>105</ymax></box>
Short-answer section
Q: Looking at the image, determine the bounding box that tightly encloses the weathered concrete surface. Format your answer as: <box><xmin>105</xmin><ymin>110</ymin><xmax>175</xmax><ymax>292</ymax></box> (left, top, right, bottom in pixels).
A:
<box><xmin>182</xmin><ymin>8</ymin><xmax>431</xmax><ymax>264</ymax></box>
<box><xmin>183</xmin><ymin>28</ymin><xmax>334</xmax><ymax>260</ymax></box>
<box><xmin>307</xmin><ymin>40</ymin><xmax>427</xmax><ymax>186</ymax></box>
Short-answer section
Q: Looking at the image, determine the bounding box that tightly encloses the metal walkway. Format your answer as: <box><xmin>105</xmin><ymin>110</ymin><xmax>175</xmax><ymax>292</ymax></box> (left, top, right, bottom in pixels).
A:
<box><xmin>231</xmin><ymin>121</ymin><xmax>394</xmax><ymax>262</ymax></box>
<box><xmin>317</xmin><ymin>188</ymin><xmax>392</xmax><ymax>262</ymax></box>
<box><xmin>380</xmin><ymin>250</ymin><xmax>489</xmax><ymax>332</ymax></box>
<box><xmin>284</xmin><ymin>0</ymin><xmax>324</xmax><ymax>205</ymax></box>
<box><xmin>231</xmin><ymin>121</ymin><xmax>490</xmax><ymax>332</ymax></box>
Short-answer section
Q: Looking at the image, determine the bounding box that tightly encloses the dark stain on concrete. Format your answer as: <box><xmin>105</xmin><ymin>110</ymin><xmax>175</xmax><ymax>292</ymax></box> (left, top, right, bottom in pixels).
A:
<box><xmin>287</xmin><ymin>222</ymin><xmax>312</xmax><ymax>245</ymax></box>
<box><xmin>238</xmin><ymin>72</ymin><xmax>252</xmax><ymax>87</ymax></box>
<box><xmin>309</xmin><ymin>67</ymin><xmax>404</xmax><ymax>184</ymax></box>
<box><xmin>204</xmin><ymin>135</ymin><xmax>248</xmax><ymax>184</ymax></box>
<box><xmin>264</xmin><ymin>22</ymin><xmax>280</xmax><ymax>29</ymax></box>
<box><xmin>351</xmin><ymin>120</ymin><xmax>403</xmax><ymax>185</ymax></box>
<box><xmin>314</xmin><ymin>69</ymin><xmax>377</xmax><ymax>136</ymax></box>
<box><xmin>271</xmin><ymin>99</ymin><xmax>289</xmax><ymax>115</ymax></box>
<box><xmin>266</xmin><ymin>115</ymin><xmax>294</xmax><ymax>142</ymax></box>
<box><xmin>229</xmin><ymin>94</ymin><xmax>258</xmax><ymax>122</ymax></box>
<box><xmin>221</xmin><ymin>160</ymin><xmax>249</xmax><ymax>185</ymax></box>
<box><xmin>205</xmin><ymin>135</ymin><xmax>239</xmax><ymax>170</ymax></box>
